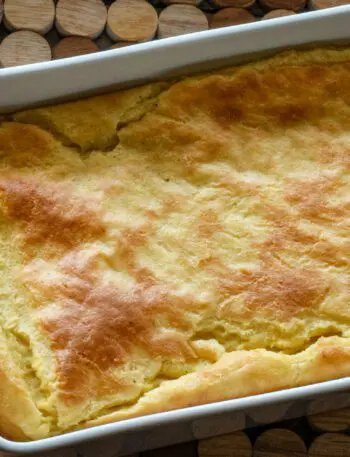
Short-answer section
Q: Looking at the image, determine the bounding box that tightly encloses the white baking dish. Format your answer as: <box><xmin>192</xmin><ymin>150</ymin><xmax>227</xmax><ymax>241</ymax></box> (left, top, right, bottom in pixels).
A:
<box><xmin>0</xmin><ymin>6</ymin><xmax>349</xmax><ymax>113</ymax></box>
<box><xmin>0</xmin><ymin>5</ymin><xmax>349</xmax><ymax>454</ymax></box>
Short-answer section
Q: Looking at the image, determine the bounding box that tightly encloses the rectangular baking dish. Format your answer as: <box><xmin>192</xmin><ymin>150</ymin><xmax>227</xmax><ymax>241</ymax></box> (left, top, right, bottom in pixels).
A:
<box><xmin>0</xmin><ymin>5</ymin><xmax>349</xmax><ymax>454</ymax></box>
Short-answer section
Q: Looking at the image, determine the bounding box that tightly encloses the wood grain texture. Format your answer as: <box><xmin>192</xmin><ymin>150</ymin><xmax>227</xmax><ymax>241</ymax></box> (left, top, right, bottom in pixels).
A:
<box><xmin>208</xmin><ymin>0</ymin><xmax>256</xmax><ymax>7</ymax></box>
<box><xmin>262</xmin><ymin>8</ymin><xmax>296</xmax><ymax>17</ymax></box>
<box><xmin>3</xmin><ymin>0</ymin><xmax>55</xmax><ymax>34</ymax></box>
<box><xmin>309</xmin><ymin>433</ymin><xmax>350</xmax><ymax>457</ymax></box>
<box><xmin>55</xmin><ymin>0</ymin><xmax>107</xmax><ymax>38</ymax></box>
<box><xmin>308</xmin><ymin>0</ymin><xmax>350</xmax><ymax>8</ymax></box>
<box><xmin>210</xmin><ymin>7</ymin><xmax>256</xmax><ymax>27</ymax></box>
<box><xmin>259</xmin><ymin>0</ymin><xmax>306</xmax><ymax>10</ymax></box>
<box><xmin>253</xmin><ymin>429</ymin><xmax>307</xmax><ymax>457</ymax></box>
<box><xmin>308</xmin><ymin>407</ymin><xmax>350</xmax><ymax>432</ymax></box>
<box><xmin>158</xmin><ymin>4</ymin><xmax>208</xmax><ymax>38</ymax></box>
<box><xmin>107</xmin><ymin>0</ymin><xmax>158</xmax><ymax>42</ymax></box>
<box><xmin>53</xmin><ymin>36</ymin><xmax>99</xmax><ymax>59</ymax></box>
<box><xmin>0</xmin><ymin>30</ymin><xmax>51</xmax><ymax>67</ymax></box>
<box><xmin>198</xmin><ymin>431</ymin><xmax>252</xmax><ymax>457</ymax></box>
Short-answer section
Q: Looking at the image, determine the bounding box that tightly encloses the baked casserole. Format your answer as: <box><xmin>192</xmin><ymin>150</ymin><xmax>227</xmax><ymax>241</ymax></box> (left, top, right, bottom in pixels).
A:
<box><xmin>0</xmin><ymin>47</ymin><xmax>349</xmax><ymax>441</ymax></box>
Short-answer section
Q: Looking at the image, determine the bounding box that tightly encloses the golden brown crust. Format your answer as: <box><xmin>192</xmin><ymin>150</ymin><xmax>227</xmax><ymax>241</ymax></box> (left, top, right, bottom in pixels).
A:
<box><xmin>0</xmin><ymin>46</ymin><xmax>349</xmax><ymax>441</ymax></box>
<box><xmin>85</xmin><ymin>336</ymin><xmax>350</xmax><ymax>428</ymax></box>
<box><xmin>0</xmin><ymin>175</ymin><xmax>106</xmax><ymax>257</ymax></box>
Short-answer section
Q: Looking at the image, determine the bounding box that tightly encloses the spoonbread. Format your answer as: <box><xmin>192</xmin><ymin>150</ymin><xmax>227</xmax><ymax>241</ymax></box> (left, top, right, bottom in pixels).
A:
<box><xmin>0</xmin><ymin>47</ymin><xmax>349</xmax><ymax>441</ymax></box>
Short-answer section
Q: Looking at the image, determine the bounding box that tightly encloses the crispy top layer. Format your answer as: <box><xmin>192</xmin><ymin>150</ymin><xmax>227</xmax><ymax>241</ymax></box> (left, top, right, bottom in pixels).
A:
<box><xmin>0</xmin><ymin>47</ymin><xmax>349</xmax><ymax>441</ymax></box>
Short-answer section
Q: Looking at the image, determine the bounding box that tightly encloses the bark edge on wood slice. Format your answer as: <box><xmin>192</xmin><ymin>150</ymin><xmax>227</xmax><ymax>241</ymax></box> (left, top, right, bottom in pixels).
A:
<box><xmin>259</xmin><ymin>0</ymin><xmax>306</xmax><ymax>11</ymax></box>
<box><xmin>3</xmin><ymin>0</ymin><xmax>55</xmax><ymax>34</ymax></box>
<box><xmin>107</xmin><ymin>0</ymin><xmax>158</xmax><ymax>42</ymax></box>
<box><xmin>308</xmin><ymin>0</ymin><xmax>350</xmax><ymax>8</ymax></box>
<box><xmin>253</xmin><ymin>428</ymin><xmax>307</xmax><ymax>457</ymax></box>
<box><xmin>158</xmin><ymin>4</ymin><xmax>208</xmax><ymax>38</ymax></box>
<box><xmin>263</xmin><ymin>8</ymin><xmax>296</xmax><ymax>17</ymax></box>
<box><xmin>210</xmin><ymin>7</ymin><xmax>256</xmax><ymax>28</ymax></box>
<box><xmin>0</xmin><ymin>30</ymin><xmax>51</xmax><ymax>67</ymax></box>
<box><xmin>309</xmin><ymin>433</ymin><xmax>350</xmax><ymax>457</ymax></box>
<box><xmin>209</xmin><ymin>0</ymin><xmax>256</xmax><ymax>8</ymax></box>
<box><xmin>56</xmin><ymin>0</ymin><xmax>107</xmax><ymax>39</ymax></box>
<box><xmin>198</xmin><ymin>431</ymin><xmax>252</xmax><ymax>457</ymax></box>
<box><xmin>53</xmin><ymin>36</ymin><xmax>99</xmax><ymax>59</ymax></box>
<box><xmin>0</xmin><ymin>0</ymin><xmax>3</xmax><ymax>26</ymax></box>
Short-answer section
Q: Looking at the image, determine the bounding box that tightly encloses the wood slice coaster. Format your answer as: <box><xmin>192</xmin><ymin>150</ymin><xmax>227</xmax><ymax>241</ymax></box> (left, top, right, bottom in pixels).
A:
<box><xmin>209</xmin><ymin>0</ymin><xmax>256</xmax><ymax>7</ymax></box>
<box><xmin>53</xmin><ymin>36</ymin><xmax>99</xmax><ymax>59</ymax></box>
<box><xmin>56</xmin><ymin>0</ymin><xmax>107</xmax><ymax>39</ymax></box>
<box><xmin>4</xmin><ymin>0</ymin><xmax>55</xmax><ymax>34</ymax></box>
<box><xmin>263</xmin><ymin>8</ymin><xmax>296</xmax><ymax>17</ymax></box>
<box><xmin>308</xmin><ymin>0</ymin><xmax>350</xmax><ymax>8</ymax></box>
<box><xmin>0</xmin><ymin>30</ymin><xmax>51</xmax><ymax>67</ymax></box>
<box><xmin>198</xmin><ymin>431</ymin><xmax>252</xmax><ymax>457</ymax></box>
<box><xmin>210</xmin><ymin>8</ymin><xmax>256</xmax><ymax>28</ymax></box>
<box><xmin>158</xmin><ymin>4</ymin><xmax>208</xmax><ymax>38</ymax></box>
<box><xmin>307</xmin><ymin>407</ymin><xmax>350</xmax><ymax>432</ymax></box>
<box><xmin>253</xmin><ymin>429</ymin><xmax>307</xmax><ymax>457</ymax></box>
<box><xmin>107</xmin><ymin>0</ymin><xmax>158</xmax><ymax>42</ymax></box>
<box><xmin>309</xmin><ymin>433</ymin><xmax>350</xmax><ymax>457</ymax></box>
<box><xmin>259</xmin><ymin>0</ymin><xmax>306</xmax><ymax>11</ymax></box>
